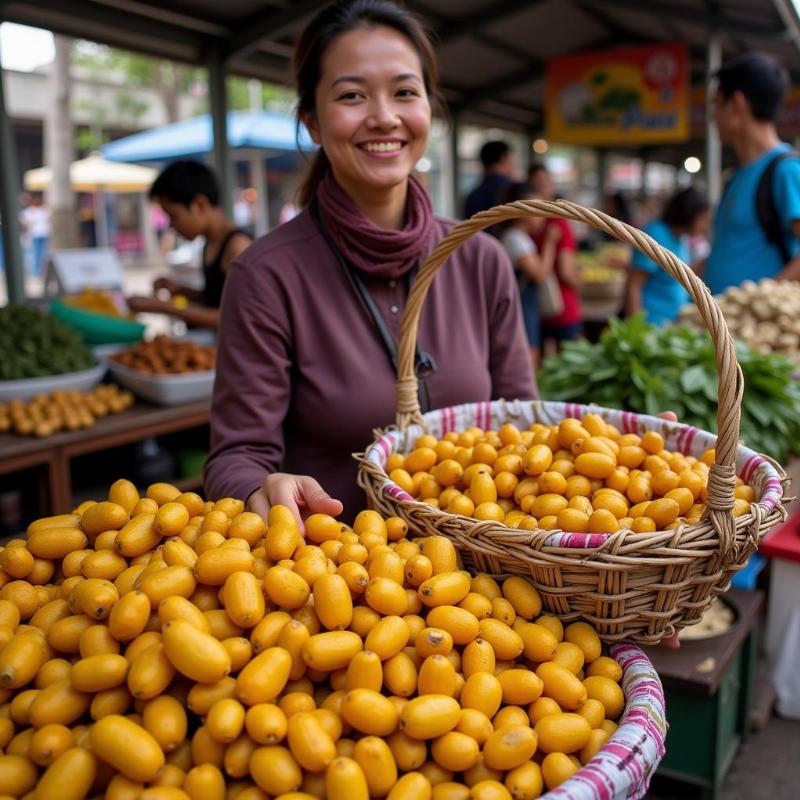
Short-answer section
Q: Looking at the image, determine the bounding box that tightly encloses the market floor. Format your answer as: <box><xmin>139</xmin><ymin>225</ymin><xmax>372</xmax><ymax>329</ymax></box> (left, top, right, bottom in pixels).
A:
<box><xmin>645</xmin><ymin>715</ymin><xmax>800</xmax><ymax>799</ymax></box>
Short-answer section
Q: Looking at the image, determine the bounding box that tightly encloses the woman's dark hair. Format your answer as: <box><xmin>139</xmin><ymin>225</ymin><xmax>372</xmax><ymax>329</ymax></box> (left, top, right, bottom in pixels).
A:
<box><xmin>149</xmin><ymin>160</ymin><xmax>220</xmax><ymax>207</ymax></box>
<box><xmin>293</xmin><ymin>0</ymin><xmax>442</xmax><ymax>207</ymax></box>
<box><xmin>662</xmin><ymin>186</ymin><xmax>709</xmax><ymax>230</ymax></box>
<box><xmin>607</xmin><ymin>191</ymin><xmax>633</xmax><ymax>224</ymax></box>
<box><xmin>495</xmin><ymin>181</ymin><xmax>538</xmax><ymax>236</ymax></box>
<box><xmin>479</xmin><ymin>140</ymin><xmax>510</xmax><ymax>169</ymax></box>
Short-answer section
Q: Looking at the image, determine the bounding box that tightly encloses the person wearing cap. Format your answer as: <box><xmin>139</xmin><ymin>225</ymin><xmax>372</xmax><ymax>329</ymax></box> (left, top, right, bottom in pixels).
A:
<box><xmin>705</xmin><ymin>52</ymin><xmax>800</xmax><ymax>295</ymax></box>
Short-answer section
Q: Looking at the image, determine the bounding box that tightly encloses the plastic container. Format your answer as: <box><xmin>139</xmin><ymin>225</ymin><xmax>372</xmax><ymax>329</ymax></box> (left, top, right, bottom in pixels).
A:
<box><xmin>106</xmin><ymin>360</ymin><xmax>214</xmax><ymax>406</ymax></box>
<box><xmin>0</xmin><ymin>362</ymin><xmax>106</xmax><ymax>402</ymax></box>
<box><xmin>50</xmin><ymin>298</ymin><xmax>145</xmax><ymax>345</ymax></box>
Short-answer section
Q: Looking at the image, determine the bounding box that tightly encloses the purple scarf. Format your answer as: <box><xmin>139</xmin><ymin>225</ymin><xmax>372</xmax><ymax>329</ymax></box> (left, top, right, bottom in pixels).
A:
<box><xmin>316</xmin><ymin>170</ymin><xmax>437</xmax><ymax>279</ymax></box>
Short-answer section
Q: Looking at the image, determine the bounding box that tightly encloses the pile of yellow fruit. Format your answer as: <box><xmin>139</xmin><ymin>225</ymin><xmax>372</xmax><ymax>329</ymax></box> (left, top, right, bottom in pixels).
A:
<box><xmin>0</xmin><ymin>385</ymin><xmax>135</xmax><ymax>438</ymax></box>
<box><xmin>0</xmin><ymin>480</ymin><xmax>631</xmax><ymax>799</ymax></box>
<box><xmin>63</xmin><ymin>290</ymin><xmax>129</xmax><ymax>319</ymax></box>
<box><xmin>386</xmin><ymin>414</ymin><xmax>756</xmax><ymax>534</ymax></box>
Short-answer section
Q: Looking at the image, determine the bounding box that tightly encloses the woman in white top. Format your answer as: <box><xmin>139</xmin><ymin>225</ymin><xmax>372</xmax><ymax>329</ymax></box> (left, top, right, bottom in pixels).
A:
<box><xmin>498</xmin><ymin>182</ymin><xmax>561</xmax><ymax>369</ymax></box>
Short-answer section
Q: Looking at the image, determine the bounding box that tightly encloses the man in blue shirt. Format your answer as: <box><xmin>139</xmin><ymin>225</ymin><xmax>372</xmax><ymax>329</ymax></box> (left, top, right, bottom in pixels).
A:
<box><xmin>705</xmin><ymin>52</ymin><xmax>800</xmax><ymax>295</ymax></box>
<box><xmin>464</xmin><ymin>141</ymin><xmax>517</xmax><ymax>220</ymax></box>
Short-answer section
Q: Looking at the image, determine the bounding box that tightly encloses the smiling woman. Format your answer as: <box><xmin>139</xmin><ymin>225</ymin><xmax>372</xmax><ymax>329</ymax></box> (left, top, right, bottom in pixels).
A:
<box><xmin>204</xmin><ymin>0</ymin><xmax>535</xmax><ymax>521</ymax></box>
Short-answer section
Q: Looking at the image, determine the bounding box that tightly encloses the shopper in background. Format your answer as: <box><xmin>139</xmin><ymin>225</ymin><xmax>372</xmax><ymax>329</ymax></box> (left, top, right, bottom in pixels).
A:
<box><xmin>463</xmin><ymin>140</ymin><xmax>518</xmax><ymax>219</ymax></box>
<box><xmin>498</xmin><ymin>182</ymin><xmax>562</xmax><ymax>369</ymax></box>
<box><xmin>128</xmin><ymin>161</ymin><xmax>253</xmax><ymax>330</ymax></box>
<box><xmin>527</xmin><ymin>163</ymin><xmax>583</xmax><ymax>347</ymax></box>
<box><xmin>705</xmin><ymin>51</ymin><xmax>800</xmax><ymax>294</ymax></box>
<box><xmin>19</xmin><ymin>193</ymin><xmax>51</xmax><ymax>278</ymax></box>
<box><xmin>206</xmin><ymin>0</ymin><xmax>534</xmax><ymax>522</ymax></box>
<box><xmin>626</xmin><ymin>187</ymin><xmax>710</xmax><ymax>325</ymax></box>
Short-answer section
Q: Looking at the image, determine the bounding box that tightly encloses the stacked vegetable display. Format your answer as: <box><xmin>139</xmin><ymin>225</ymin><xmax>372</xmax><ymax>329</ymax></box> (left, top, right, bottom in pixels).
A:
<box><xmin>678</xmin><ymin>278</ymin><xmax>800</xmax><ymax>366</ymax></box>
<box><xmin>539</xmin><ymin>314</ymin><xmax>800</xmax><ymax>463</ymax></box>
<box><xmin>0</xmin><ymin>480</ymin><xmax>632</xmax><ymax>798</ymax></box>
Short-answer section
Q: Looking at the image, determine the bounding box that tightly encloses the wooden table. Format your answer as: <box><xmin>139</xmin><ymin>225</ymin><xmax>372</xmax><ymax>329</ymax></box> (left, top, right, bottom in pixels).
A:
<box><xmin>642</xmin><ymin>589</ymin><xmax>762</xmax><ymax>799</ymax></box>
<box><xmin>0</xmin><ymin>402</ymin><xmax>210</xmax><ymax>515</ymax></box>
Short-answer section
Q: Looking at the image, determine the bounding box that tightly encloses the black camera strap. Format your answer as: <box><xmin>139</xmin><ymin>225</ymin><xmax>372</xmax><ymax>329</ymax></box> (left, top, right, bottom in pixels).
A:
<box><xmin>310</xmin><ymin>199</ymin><xmax>436</xmax><ymax>413</ymax></box>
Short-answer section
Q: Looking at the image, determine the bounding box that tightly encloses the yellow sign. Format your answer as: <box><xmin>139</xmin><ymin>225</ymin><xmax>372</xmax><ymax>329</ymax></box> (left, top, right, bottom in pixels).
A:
<box><xmin>545</xmin><ymin>44</ymin><xmax>690</xmax><ymax>146</ymax></box>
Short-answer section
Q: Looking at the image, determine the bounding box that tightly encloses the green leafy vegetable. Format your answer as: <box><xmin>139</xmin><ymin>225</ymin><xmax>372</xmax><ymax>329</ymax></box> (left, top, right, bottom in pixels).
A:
<box><xmin>0</xmin><ymin>305</ymin><xmax>94</xmax><ymax>380</ymax></box>
<box><xmin>538</xmin><ymin>314</ymin><xmax>800</xmax><ymax>463</ymax></box>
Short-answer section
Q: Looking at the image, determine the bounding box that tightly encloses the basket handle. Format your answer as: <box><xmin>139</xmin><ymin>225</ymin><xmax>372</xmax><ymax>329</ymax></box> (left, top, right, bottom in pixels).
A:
<box><xmin>395</xmin><ymin>198</ymin><xmax>743</xmax><ymax>558</ymax></box>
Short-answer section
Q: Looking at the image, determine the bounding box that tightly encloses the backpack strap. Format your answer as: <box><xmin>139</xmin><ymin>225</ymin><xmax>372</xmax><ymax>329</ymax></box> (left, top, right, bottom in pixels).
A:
<box><xmin>755</xmin><ymin>149</ymin><xmax>798</xmax><ymax>266</ymax></box>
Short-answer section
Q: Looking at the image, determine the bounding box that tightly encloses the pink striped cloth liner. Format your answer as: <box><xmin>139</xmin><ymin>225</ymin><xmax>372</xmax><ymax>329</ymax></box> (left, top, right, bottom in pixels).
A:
<box><xmin>541</xmin><ymin>643</ymin><xmax>666</xmax><ymax>800</ymax></box>
<box><xmin>368</xmin><ymin>404</ymin><xmax>673</xmax><ymax>797</ymax></box>
<box><xmin>365</xmin><ymin>399</ymin><xmax>785</xmax><ymax>548</ymax></box>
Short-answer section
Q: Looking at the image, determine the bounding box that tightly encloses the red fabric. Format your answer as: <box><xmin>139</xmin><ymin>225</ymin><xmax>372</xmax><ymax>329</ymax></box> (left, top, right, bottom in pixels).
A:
<box><xmin>205</xmin><ymin>212</ymin><xmax>536</xmax><ymax>519</ymax></box>
<box><xmin>316</xmin><ymin>171</ymin><xmax>436</xmax><ymax>279</ymax></box>
<box><xmin>532</xmin><ymin>219</ymin><xmax>582</xmax><ymax>327</ymax></box>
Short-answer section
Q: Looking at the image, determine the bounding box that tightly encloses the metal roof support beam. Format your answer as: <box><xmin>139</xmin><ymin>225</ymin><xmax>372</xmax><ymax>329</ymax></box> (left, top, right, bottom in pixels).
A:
<box><xmin>434</xmin><ymin>0</ymin><xmax>549</xmax><ymax>44</ymax></box>
<box><xmin>208</xmin><ymin>44</ymin><xmax>233</xmax><ymax>218</ymax></box>
<box><xmin>705</xmin><ymin>31</ymin><xmax>723</xmax><ymax>206</ymax></box>
<box><xmin>223</xmin><ymin>0</ymin><xmax>321</xmax><ymax>66</ymax></box>
<box><xmin>579</xmin><ymin>0</ymin><xmax>787</xmax><ymax>38</ymax></box>
<box><xmin>459</xmin><ymin>61</ymin><xmax>546</xmax><ymax>110</ymax></box>
<box><xmin>0</xmin><ymin>62</ymin><xmax>25</xmax><ymax>303</ymax></box>
<box><xmin>1</xmin><ymin>0</ymin><xmax>205</xmax><ymax>62</ymax></box>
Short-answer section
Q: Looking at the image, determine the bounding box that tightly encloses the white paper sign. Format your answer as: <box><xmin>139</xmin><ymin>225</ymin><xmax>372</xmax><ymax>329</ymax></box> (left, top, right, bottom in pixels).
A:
<box><xmin>46</xmin><ymin>248</ymin><xmax>124</xmax><ymax>295</ymax></box>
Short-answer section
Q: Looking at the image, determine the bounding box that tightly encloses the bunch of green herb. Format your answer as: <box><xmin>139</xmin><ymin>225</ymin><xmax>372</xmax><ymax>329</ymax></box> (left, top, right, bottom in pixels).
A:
<box><xmin>0</xmin><ymin>304</ymin><xmax>94</xmax><ymax>380</ymax></box>
<box><xmin>538</xmin><ymin>314</ymin><xmax>800</xmax><ymax>462</ymax></box>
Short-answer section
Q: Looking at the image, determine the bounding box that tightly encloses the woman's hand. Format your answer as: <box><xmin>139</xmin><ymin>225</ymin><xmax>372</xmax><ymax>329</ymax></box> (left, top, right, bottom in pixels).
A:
<box><xmin>248</xmin><ymin>473</ymin><xmax>344</xmax><ymax>530</ymax></box>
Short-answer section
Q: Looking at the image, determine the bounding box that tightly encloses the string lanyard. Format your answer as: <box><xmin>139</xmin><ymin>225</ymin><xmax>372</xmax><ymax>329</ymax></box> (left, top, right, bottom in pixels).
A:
<box><xmin>310</xmin><ymin>200</ymin><xmax>437</xmax><ymax>413</ymax></box>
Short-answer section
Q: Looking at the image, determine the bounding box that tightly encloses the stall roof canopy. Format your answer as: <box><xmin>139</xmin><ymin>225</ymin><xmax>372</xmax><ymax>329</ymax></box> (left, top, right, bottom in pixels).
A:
<box><xmin>100</xmin><ymin>111</ymin><xmax>315</xmax><ymax>162</ymax></box>
<box><xmin>4</xmin><ymin>0</ymin><xmax>800</xmax><ymax>131</ymax></box>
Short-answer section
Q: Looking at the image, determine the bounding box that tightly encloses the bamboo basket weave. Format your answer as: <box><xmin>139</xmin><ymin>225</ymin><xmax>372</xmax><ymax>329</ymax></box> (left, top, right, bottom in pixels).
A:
<box><xmin>358</xmin><ymin>199</ymin><xmax>790</xmax><ymax>644</ymax></box>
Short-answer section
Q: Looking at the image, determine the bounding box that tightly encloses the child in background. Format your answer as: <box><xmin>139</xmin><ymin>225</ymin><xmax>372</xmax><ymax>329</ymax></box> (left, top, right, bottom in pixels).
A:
<box><xmin>498</xmin><ymin>182</ymin><xmax>561</xmax><ymax>369</ymax></box>
<box><xmin>128</xmin><ymin>161</ymin><xmax>253</xmax><ymax>330</ymax></box>
<box><xmin>625</xmin><ymin>187</ymin><xmax>709</xmax><ymax>325</ymax></box>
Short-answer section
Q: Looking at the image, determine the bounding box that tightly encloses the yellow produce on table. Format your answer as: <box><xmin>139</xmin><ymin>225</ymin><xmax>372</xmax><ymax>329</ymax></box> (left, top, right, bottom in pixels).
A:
<box><xmin>0</xmin><ymin>385</ymin><xmax>134</xmax><ymax>438</ymax></box>
<box><xmin>0</xmin><ymin>480</ymin><xmax>635</xmax><ymax>796</ymax></box>
<box><xmin>62</xmin><ymin>289</ymin><xmax>130</xmax><ymax>319</ymax></box>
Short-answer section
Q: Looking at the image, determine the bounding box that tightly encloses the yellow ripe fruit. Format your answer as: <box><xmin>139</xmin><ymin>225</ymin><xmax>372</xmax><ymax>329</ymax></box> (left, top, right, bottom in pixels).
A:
<box><xmin>529</xmin><ymin>697</ymin><xmax>562</xmax><ymax>725</ymax></box>
<box><xmin>645</xmin><ymin>498</ymin><xmax>680</xmax><ymax>528</ymax></box>
<box><xmin>564</xmin><ymin>622</ymin><xmax>602</xmax><ymax>664</ymax></box>
<box><xmin>556</xmin><ymin>508</ymin><xmax>589</xmax><ymax>533</ymax></box>
<box><xmin>482</xmin><ymin>726</ymin><xmax>538</xmax><ymax>771</ymax></box>
<box><xmin>535</xmin><ymin>662</ymin><xmax>587</xmax><ymax>710</ymax></box>
<box><xmin>587</xmin><ymin>509</ymin><xmax>619</xmax><ymax>534</ymax></box>
<box><xmin>542</xmin><ymin>751</ymin><xmax>579</xmax><ymax>790</ymax></box>
<box><xmin>522</xmin><ymin>445</ymin><xmax>553</xmax><ymax>477</ymax></box>
<box><xmin>583</xmin><ymin>675</ymin><xmax>625</xmax><ymax>719</ymax></box>
<box><xmin>535</xmin><ymin>712</ymin><xmax>592</xmax><ymax>754</ymax></box>
<box><xmin>641</xmin><ymin>430</ymin><xmax>665</xmax><ymax>454</ymax></box>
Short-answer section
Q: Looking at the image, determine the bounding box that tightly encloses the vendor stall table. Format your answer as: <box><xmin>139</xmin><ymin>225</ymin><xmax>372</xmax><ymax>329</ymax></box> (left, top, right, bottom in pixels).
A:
<box><xmin>642</xmin><ymin>589</ymin><xmax>761</xmax><ymax>800</ymax></box>
<box><xmin>0</xmin><ymin>402</ymin><xmax>210</xmax><ymax>515</ymax></box>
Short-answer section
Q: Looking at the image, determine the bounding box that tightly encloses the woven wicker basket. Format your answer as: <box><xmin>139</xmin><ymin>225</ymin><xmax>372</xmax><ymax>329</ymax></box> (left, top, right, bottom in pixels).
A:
<box><xmin>546</xmin><ymin>643</ymin><xmax>665</xmax><ymax>799</ymax></box>
<box><xmin>358</xmin><ymin>199</ymin><xmax>790</xmax><ymax>644</ymax></box>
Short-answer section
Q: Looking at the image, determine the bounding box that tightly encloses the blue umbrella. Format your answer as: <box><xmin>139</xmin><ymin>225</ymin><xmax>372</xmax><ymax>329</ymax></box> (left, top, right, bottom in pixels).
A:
<box><xmin>102</xmin><ymin>110</ymin><xmax>315</xmax><ymax>163</ymax></box>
